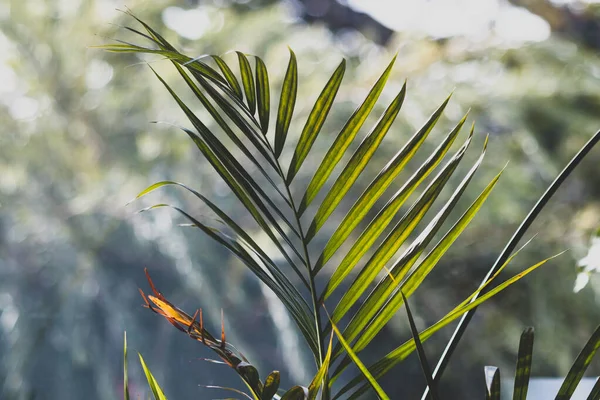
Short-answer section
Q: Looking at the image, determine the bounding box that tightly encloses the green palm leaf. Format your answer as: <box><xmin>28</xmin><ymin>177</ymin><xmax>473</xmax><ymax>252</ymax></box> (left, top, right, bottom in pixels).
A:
<box><xmin>103</xmin><ymin>15</ymin><xmax>597</xmax><ymax>399</ymax></box>
<box><xmin>328</xmin><ymin>128</ymin><xmax>473</xmax><ymax>326</ymax></box>
<box><xmin>337</xmin><ymin>138</ymin><xmax>491</xmax><ymax>353</ymax></box>
<box><xmin>212</xmin><ymin>55</ymin><xmax>243</xmax><ymax>100</ymax></box>
<box><xmin>297</xmin><ymin>56</ymin><xmax>396</xmax><ymax>215</ymax></box>
<box><xmin>275</xmin><ymin>49</ymin><xmax>298</xmax><ymax>158</ymax></box>
<box><xmin>255</xmin><ymin>56</ymin><xmax>270</xmax><ymax>134</ymax></box>
<box><xmin>319</xmin><ymin>117</ymin><xmax>470</xmax><ymax>297</ymax></box>
<box><xmin>305</xmin><ymin>83</ymin><xmax>406</xmax><ymax>242</ymax></box>
<box><xmin>139</xmin><ymin>353</ymin><xmax>168</xmax><ymax>400</ymax></box>
<box><xmin>331</xmin><ymin>320</ymin><xmax>390</xmax><ymax>400</ymax></box>
<box><xmin>123</xmin><ymin>332</ymin><xmax>130</xmax><ymax>400</ymax></box>
<box><xmin>313</xmin><ymin>95</ymin><xmax>453</xmax><ymax>274</ymax></box>
<box><xmin>238</xmin><ymin>52</ymin><xmax>257</xmax><ymax>114</ymax></box>
<box><xmin>286</xmin><ymin>60</ymin><xmax>346</xmax><ymax>184</ymax></box>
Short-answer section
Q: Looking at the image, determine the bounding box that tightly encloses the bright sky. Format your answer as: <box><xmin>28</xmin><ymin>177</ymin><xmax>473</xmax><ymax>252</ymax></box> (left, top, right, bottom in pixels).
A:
<box><xmin>346</xmin><ymin>0</ymin><xmax>552</xmax><ymax>43</ymax></box>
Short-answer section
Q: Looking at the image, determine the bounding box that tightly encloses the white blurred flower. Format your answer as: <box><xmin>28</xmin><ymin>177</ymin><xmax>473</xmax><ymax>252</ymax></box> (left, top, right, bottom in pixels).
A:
<box><xmin>579</xmin><ymin>237</ymin><xmax>600</xmax><ymax>271</ymax></box>
<box><xmin>574</xmin><ymin>236</ymin><xmax>600</xmax><ymax>293</ymax></box>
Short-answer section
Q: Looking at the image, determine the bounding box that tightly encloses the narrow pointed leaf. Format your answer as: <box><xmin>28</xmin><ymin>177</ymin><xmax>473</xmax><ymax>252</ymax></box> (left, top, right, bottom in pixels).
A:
<box><xmin>123</xmin><ymin>13</ymin><xmax>227</xmax><ymax>85</ymax></box>
<box><xmin>485</xmin><ymin>366</ymin><xmax>501</xmax><ymax>400</ymax></box>
<box><xmin>555</xmin><ymin>324</ymin><xmax>600</xmax><ymax>400</ymax></box>
<box><xmin>238</xmin><ymin>52</ymin><xmax>256</xmax><ymax>114</ymax></box>
<box><xmin>306</xmin><ymin>83</ymin><xmax>406</xmax><ymax>241</ymax></box>
<box><xmin>286</xmin><ymin>59</ymin><xmax>346</xmax><ymax>183</ymax></box>
<box><xmin>138</xmin><ymin>354</ymin><xmax>168</xmax><ymax>400</ymax></box>
<box><xmin>275</xmin><ymin>49</ymin><xmax>298</xmax><ymax>158</ymax></box>
<box><xmin>402</xmin><ymin>292</ymin><xmax>438</xmax><ymax>400</ymax></box>
<box><xmin>213</xmin><ymin>55</ymin><xmax>243</xmax><ymax>100</ymax></box>
<box><xmin>513</xmin><ymin>327</ymin><xmax>534</xmax><ymax>400</ymax></box>
<box><xmin>124</xmin><ymin>332</ymin><xmax>130</xmax><ymax>400</ymax></box>
<box><xmin>255</xmin><ymin>56</ymin><xmax>270</xmax><ymax>134</ymax></box>
<box><xmin>318</xmin><ymin>118</ymin><xmax>470</xmax><ymax>293</ymax></box>
<box><xmin>263</xmin><ymin>371</ymin><xmax>281</xmax><ymax>400</ymax></box>
<box><xmin>315</xmin><ymin>96</ymin><xmax>454</xmax><ymax>271</ymax></box>
<box><xmin>298</xmin><ymin>56</ymin><xmax>396</xmax><ymax>215</ymax></box>
<box><xmin>330</xmin><ymin>321</ymin><xmax>390</xmax><ymax>400</ymax></box>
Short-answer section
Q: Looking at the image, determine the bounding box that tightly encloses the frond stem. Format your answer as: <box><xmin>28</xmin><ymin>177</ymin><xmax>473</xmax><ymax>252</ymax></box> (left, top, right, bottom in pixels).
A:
<box><xmin>271</xmin><ymin>147</ymin><xmax>327</xmax><ymax>372</ymax></box>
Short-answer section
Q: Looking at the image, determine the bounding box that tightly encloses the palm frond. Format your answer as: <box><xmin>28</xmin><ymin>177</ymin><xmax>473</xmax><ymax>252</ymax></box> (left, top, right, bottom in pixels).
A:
<box><xmin>100</xmin><ymin>13</ymin><xmax>593</xmax><ymax>399</ymax></box>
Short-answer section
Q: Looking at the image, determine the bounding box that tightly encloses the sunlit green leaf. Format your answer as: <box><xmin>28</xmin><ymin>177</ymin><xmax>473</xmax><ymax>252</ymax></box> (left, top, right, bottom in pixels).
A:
<box><xmin>255</xmin><ymin>56</ymin><xmax>270</xmax><ymax>134</ymax></box>
<box><xmin>306</xmin><ymin>83</ymin><xmax>406</xmax><ymax>241</ymax></box>
<box><xmin>330</xmin><ymin>321</ymin><xmax>389</xmax><ymax>400</ymax></box>
<box><xmin>286</xmin><ymin>59</ymin><xmax>346</xmax><ymax>184</ymax></box>
<box><xmin>339</xmin><ymin>138</ymin><xmax>490</xmax><ymax>355</ymax></box>
<box><xmin>308</xmin><ymin>333</ymin><xmax>333</xmax><ymax>400</ymax></box>
<box><xmin>212</xmin><ymin>55</ymin><xmax>243</xmax><ymax>100</ymax></box>
<box><xmin>333</xmin><ymin>254</ymin><xmax>562</xmax><ymax>399</ymax></box>
<box><xmin>328</xmin><ymin>130</ymin><xmax>473</xmax><ymax>325</ymax></box>
<box><xmin>319</xmin><ymin>118</ymin><xmax>470</xmax><ymax>296</ymax></box>
<box><xmin>275</xmin><ymin>49</ymin><xmax>298</xmax><ymax>158</ymax></box>
<box><xmin>314</xmin><ymin>96</ymin><xmax>454</xmax><ymax>273</ymax></box>
<box><xmin>138</xmin><ymin>353</ymin><xmax>168</xmax><ymax>400</ymax></box>
<box><xmin>238</xmin><ymin>52</ymin><xmax>256</xmax><ymax>114</ymax></box>
<box><xmin>298</xmin><ymin>56</ymin><xmax>396</xmax><ymax>215</ymax></box>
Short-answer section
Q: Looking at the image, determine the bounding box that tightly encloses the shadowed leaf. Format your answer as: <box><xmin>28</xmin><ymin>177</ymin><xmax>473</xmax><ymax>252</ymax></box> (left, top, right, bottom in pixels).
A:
<box><xmin>138</xmin><ymin>354</ymin><xmax>168</xmax><ymax>400</ymax></box>
<box><xmin>556</xmin><ymin>324</ymin><xmax>600</xmax><ymax>400</ymax></box>
<box><xmin>262</xmin><ymin>371</ymin><xmax>281</xmax><ymax>400</ymax></box>
<box><xmin>485</xmin><ymin>366</ymin><xmax>500</xmax><ymax>400</ymax></box>
<box><xmin>513</xmin><ymin>327</ymin><xmax>534</xmax><ymax>400</ymax></box>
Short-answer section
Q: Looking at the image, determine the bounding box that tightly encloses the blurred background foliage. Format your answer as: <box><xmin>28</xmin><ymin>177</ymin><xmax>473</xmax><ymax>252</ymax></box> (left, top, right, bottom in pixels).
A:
<box><xmin>0</xmin><ymin>0</ymin><xmax>599</xmax><ymax>398</ymax></box>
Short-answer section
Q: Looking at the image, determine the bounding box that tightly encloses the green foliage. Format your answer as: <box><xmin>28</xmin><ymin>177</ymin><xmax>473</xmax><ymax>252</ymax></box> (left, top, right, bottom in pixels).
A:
<box><xmin>481</xmin><ymin>325</ymin><xmax>600</xmax><ymax>400</ymax></box>
<box><xmin>103</xmin><ymin>11</ymin><xmax>600</xmax><ymax>399</ymax></box>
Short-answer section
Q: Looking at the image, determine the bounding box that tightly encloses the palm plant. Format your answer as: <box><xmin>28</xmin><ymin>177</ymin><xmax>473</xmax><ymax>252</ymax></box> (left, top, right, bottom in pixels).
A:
<box><xmin>101</xmin><ymin>11</ymin><xmax>600</xmax><ymax>399</ymax></box>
